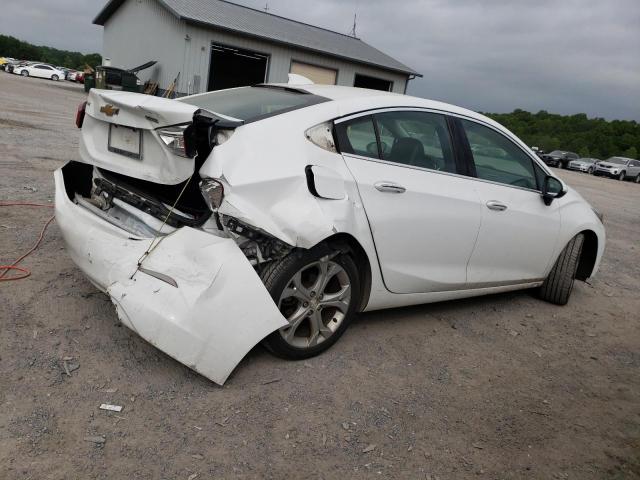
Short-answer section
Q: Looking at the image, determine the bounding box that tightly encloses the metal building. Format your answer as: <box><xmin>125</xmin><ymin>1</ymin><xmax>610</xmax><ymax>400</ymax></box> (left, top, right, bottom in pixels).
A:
<box><xmin>93</xmin><ymin>0</ymin><xmax>420</xmax><ymax>96</ymax></box>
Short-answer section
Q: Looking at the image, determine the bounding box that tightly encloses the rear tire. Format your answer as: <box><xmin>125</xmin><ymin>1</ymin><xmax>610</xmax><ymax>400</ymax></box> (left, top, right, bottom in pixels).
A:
<box><xmin>261</xmin><ymin>246</ymin><xmax>360</xmax><ymax>360</ymax></box>
<box><xmin>538</xmin><ymin>234</ymin><xmax>584</xmax><ymax>306</ymax></box>
<box><xmin>20</xmin><ymin>70</ymin><xmax>28</xmax><ymax>77</ymax></box>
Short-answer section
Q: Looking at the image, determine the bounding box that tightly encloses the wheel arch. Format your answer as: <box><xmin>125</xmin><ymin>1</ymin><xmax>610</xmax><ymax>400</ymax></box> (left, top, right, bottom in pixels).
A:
<box><xmin>576</xmin><ymin>229</ymin><xmax>599</xmax><ymax>281</ymax></box>
<box><xmin>319</xmin><ymin>232</ymin><xmax>372</xmax><ymax>312</ymax></box>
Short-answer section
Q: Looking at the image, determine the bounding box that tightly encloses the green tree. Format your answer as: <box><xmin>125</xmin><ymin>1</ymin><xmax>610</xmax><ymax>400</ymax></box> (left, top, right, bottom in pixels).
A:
<box><xmin>484</xmin><ymin>109</ymin><xmax>640</xmax><ymax>159</ymax></box>
<box><xmin>578</xmin><ymin>146</ymin><xmax>590</xmax><ymax>158</ymax></box>
<box><xmin>623</xmin><ymin>146</ymin><xmax>638</xmax><ymax>159</ymax></box>
<box><xmin>0</xmin><ymin>34</ymin><xmax>101</xmax><ymax>69</ymax></box>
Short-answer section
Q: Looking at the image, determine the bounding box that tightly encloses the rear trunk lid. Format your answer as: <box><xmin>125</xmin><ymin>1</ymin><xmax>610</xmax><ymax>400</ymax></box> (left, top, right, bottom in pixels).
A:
<box><xmin>80</xmin><ymin>89</ymin><xmax>200</xmax><ymax>184</ymax></box>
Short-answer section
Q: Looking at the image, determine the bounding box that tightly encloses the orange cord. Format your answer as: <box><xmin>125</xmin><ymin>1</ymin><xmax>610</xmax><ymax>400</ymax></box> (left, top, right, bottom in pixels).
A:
<box><xmin>0</xmin><ymin>202</ymin><xmax>55</xmax><ymax>282</ymax></box>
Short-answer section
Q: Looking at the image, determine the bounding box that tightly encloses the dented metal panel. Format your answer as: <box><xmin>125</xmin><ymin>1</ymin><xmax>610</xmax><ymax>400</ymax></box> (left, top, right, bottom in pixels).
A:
<box><xmin>55</xmin><ymin>168</ymin><xmax>287</xmax><ymax>384</ymax></box>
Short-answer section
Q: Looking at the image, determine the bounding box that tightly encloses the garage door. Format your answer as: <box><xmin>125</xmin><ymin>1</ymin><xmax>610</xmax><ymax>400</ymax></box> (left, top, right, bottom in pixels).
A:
<box><xmin>290</xmin><ymin>61</ymin><xmax>337</xmax><ymax>85</ymax></box>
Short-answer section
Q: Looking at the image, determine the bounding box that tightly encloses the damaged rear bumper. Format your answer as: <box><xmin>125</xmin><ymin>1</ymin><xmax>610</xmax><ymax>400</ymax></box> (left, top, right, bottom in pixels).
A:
<box><xmin>54</xmin><ymin>167</ymin><xmax>288</xmax><ymax>385</ymax></box>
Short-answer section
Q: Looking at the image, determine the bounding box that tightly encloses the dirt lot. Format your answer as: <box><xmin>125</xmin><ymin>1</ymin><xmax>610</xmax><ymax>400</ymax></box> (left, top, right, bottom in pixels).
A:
<box><xmin>1</xmin><ymin>71</ymin><xmax>639</xmax><ymax>480</ymax></box>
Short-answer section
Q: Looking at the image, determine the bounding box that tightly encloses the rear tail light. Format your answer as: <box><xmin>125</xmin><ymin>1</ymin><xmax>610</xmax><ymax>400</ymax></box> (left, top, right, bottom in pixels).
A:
<box><xmin>200</xmin><ymin>179</ymin><xmax>224</xmax><ymax>211</ymax></box>
<box><xmin>75</xmin><ymin>101</ymin><xmax>87</xmax><ymax>128</ymax></box>
<box><xmin>158</xmin><ymin>125</ymin><xmax>190</xmax><ymax>157</ymax></box>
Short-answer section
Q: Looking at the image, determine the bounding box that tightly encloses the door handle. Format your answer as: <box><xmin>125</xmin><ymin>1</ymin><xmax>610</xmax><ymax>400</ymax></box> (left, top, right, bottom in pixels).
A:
<box><xmin>374</xmin><ymin>181</ymin><xmax>406</xmax><ymax>194</ymax></box>
<box><xmin>486</xmin><ymin>200</ymin><xmax>508</xmax><ymax>211</ymax></box>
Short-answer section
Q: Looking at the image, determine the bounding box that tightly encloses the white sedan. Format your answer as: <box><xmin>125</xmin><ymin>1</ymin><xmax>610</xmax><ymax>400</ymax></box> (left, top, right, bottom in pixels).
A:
<box><xmin>54</xmin><ymin>79</ymin><xmax>605</xmax><ymax>384</ymax></box>
<box><xmin>17</xmin><ymin>63</ymin><xmax>64</xmax><ymax>81</ymax></box>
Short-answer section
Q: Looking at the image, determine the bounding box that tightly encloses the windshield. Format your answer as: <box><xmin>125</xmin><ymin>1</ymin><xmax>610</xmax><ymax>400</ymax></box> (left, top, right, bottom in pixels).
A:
<box><xmin>179</xmin><ymin>86</ymin><xmax>328</xmax><ymax>122</ymax></box>
<box><xmin>605</xmin><ymin>157</ymin><xmax>628</xmax><ymax>165</ymax></box>
<box><xmin>548</xmin><ymin>150</ymin><xmax>565</xmax><ymax>156</ymax></box>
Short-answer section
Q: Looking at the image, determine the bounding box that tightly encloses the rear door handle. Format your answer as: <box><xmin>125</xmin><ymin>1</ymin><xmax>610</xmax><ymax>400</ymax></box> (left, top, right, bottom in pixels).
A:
<box><xmin>486</xmin><ymin>200</ymin><xmax>508</xmax><ymax>211</ymax></box>
<box><xmin>374</xmin><ymin>181</ymin><xmax>406</xmax><ymax>194</ymax></box>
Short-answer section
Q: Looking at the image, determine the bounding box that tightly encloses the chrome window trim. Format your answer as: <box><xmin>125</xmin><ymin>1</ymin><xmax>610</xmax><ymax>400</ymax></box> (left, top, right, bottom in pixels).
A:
<box><xmin>336</xmin><ymin>107</ymin><xmax>544</xmax><ymax>195</ymax></box>
<box><xmin>342</xmin><ymin>153</ymin><xmax>541</xmax><ymax>195</ymax></box>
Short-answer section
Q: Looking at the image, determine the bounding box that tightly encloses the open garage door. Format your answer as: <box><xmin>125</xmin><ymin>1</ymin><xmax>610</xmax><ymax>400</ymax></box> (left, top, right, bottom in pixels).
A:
<box><xmin>354</xmin><ymin>74</ymin><xmax>393</xmax><ymax>92</ymax></box>
<box><xmin>208</xmin><ymin>44</ymin><xmax>268</xmax><ymax>91</ymax></box>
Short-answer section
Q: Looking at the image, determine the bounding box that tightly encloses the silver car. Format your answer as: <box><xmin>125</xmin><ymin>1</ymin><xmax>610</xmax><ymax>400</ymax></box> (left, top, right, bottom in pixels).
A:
<box><xmin>593</xmin><ymin>157</ymin><xmax>640</xmax><ymax>182</ymax></box>
<box><xmin>568</xmin><ymin>157</ymin><xmax>599</xmax><ymax>174</ymax></box>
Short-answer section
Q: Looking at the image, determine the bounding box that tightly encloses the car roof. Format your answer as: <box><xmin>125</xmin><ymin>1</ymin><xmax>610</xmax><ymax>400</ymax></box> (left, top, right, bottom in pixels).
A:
<box><xmin>270</xmin><ymin>82</ymin><xmax>502</xmax><ymax>131</ymax></box>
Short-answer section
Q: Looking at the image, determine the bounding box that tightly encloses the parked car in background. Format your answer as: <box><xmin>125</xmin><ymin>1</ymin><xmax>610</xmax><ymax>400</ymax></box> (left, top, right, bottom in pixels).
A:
<box><xmin>16</xmin><ymin>63</ymin><xmax>65</xmax><ymax>81</ymax></box>
<box><xmin>0</xmin><ymin>57</ymin><xmax>16</xmax><ymax>70</ymax></box>
<box><xmin>541</xmin><ymin>150</ymin><xmax>579</xmax><ymax>168</ymax></box>
<box><xmin>55</xmin><ymin>82</ymin><xmax>605</xmax><ymax>384</ymax></box>
<box><xmin>56</xmin><ymin>67</ymin><xmax>71</xmax><ymax>80</ymax></box>
<box><xmin>6</xmin><ymin>60</ymin><xmax>30</xmax><ymax>74</ymax></box>
<box><xmin>531</xmin><ymin>146</ymin><xmax>546</xmax><ymax>158</ymax></box>
<box><xmin>594</xmin><ymin>157</ymin><xmax>640</xmax><ymax>182</ymax></box>
<box><xmin>568</xmin><ymin>157</ymin><xmax>599</xmax><ymax>174</ymax></box>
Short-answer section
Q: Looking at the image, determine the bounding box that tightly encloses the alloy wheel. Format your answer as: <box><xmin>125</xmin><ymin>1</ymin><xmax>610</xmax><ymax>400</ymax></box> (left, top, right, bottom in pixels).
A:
<box><xmin>277</xmin><ymin>256</ymin><xmax>352</xmax><ymax>348</ymax></box>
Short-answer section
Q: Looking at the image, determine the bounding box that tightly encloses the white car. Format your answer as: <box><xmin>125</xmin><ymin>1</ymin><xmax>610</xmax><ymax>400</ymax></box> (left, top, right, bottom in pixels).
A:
<box><xmin>17</xmin><ymin>63</ymin><xmax>64</xmax><ymax>81</ymax></box>
<box><xmin>55</xmin><ymin>80</ymin><xmax>605</xmax><ymax>384</ymax></box>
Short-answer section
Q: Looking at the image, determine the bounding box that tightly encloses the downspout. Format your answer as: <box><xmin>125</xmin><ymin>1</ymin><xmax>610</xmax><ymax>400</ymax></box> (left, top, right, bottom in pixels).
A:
<box><xmin>404</xmin><ymin>74</ymin><xmax>416</xmax><ymax>94</ymax></box>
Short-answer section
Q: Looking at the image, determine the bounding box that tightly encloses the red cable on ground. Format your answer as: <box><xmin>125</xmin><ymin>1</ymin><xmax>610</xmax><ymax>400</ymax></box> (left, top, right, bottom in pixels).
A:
<box><xmin>0</xmin><ymin>202</ymin><xmax>55</xmax><ymax>282</ymax></box>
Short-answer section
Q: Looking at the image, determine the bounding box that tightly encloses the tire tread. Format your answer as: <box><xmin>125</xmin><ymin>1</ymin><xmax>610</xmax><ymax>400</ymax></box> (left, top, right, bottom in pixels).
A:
<box><xmin>539</xmin><ymin>234</ymin><xmax>584</xmax><ymax>305</ymax></box>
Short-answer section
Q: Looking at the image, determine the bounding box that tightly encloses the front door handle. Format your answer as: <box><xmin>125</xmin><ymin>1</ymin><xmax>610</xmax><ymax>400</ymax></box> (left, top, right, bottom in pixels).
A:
<box><xmin>374</xmin><ymin>181</ymin><xmax>406</xmax><ymax>194</ymax></box>
<box><xmin>486</xmin><ymin>200</ymin><xmax>508</xmax><ymax>211</ymax></box>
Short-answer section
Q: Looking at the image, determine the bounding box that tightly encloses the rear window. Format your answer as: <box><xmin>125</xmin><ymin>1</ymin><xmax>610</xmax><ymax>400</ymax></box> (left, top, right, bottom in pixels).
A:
<box><xmin>178</xmin><ymin>86</ymin><xmax>328</xmax><ymax>122</ymax></box>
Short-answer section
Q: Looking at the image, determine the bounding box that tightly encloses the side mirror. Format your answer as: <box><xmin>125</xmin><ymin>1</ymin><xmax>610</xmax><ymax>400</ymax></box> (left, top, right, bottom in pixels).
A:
<box><xmin>542</xmin><ymin>175</ymin><xmax>566</xmax><ymax>205</ymax></box>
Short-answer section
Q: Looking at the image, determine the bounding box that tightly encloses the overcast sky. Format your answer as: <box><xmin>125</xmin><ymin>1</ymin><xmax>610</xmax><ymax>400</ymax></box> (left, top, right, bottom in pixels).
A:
<box><xmin>1</xmin><ymin>0</ymin><xmax>638</xmax><ymax>120</ymax></box>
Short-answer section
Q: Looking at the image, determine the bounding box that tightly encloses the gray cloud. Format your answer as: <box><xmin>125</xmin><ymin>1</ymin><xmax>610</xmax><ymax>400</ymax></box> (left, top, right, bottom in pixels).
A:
<box><xmin>1</xmin><ymin>0</ymin><xmax>638</xmax><ymax>120</ymax></box>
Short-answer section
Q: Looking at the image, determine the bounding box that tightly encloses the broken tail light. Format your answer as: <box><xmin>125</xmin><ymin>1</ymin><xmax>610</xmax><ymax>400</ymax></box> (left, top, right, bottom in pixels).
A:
<box><xmin>200</xmin><ymin>179</ymin><xmax>224</xmax><ymax>211</ymax></box>
<box><xmin>158</xmin><ymin>125</ymin><xmax>190</xmax><ymax>157</ymax></box>
<box><xmin>75</xmin><ymin>101</ymin><xmax>87</xmax><ymax>128</ymax></box>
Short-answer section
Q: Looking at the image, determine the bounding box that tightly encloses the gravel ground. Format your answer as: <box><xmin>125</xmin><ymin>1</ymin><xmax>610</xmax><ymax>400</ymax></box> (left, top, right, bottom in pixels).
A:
<box><xmin>1</xmin><ymin>71</ymin><xmax>639</xmax><ymax>480</ymax></box>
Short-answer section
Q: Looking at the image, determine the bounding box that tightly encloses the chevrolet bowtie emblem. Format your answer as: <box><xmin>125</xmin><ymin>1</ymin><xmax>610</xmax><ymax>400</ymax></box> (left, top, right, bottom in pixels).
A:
<box><xmin>100</xmin><ymin>104</ymin><xmax>119</xmax><ymax>116</ymax></box>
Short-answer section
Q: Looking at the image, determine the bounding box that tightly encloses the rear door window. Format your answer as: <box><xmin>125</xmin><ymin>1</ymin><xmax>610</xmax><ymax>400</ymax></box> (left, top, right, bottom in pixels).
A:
<box><xmin>373</xmin><ymin>111</ymin><xmax>456</xmax><ymax>173</ymax></box>
<box><xmin>460</xmin><ymin>119</ymin><xmax>538</xmax><ymax>190</ymax></box>
<box><xmin>335</xmin><ymin>116</ymin><xmax>379</xmax><ymax>159</ymax></box>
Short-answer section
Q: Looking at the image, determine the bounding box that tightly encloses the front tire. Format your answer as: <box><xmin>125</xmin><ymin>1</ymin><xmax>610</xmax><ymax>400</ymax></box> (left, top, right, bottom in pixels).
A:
<box><xmin>538</xmin><ymin>234</ymin><xmax>584</xmax><ymax>306</ymax></box>
<box><xmin>588</xmin><ymin>167</ymin><xmax>594</xmax><ymax>174</ymax></box>
<box><xmin>635</xmin><ymin>174</ymin><xmax>640</xmax><ymax>184</ymax></box>
<box><xmin>51</xmin><ymin>74</ymin><xmax>59</xmax><ymax>81</ymax></box>
<box><xmin>618</xmin><ymin>171</ymin><xmax>626</xmax><ymax>181</ymax></box>
<box><xmin>261</xmin><ymin>246</ymin><xmax>360</xmax><ymax>359</ymax></box>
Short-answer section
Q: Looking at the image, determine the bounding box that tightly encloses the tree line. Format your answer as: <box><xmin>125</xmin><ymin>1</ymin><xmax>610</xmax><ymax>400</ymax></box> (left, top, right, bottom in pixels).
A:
<box><xmin>485</xmin><ymin>109</ymin><xmax>639</xmax><ymax>160</ymax></box>
<box><xmin>0</xmin><ymin>34</ymin><xmax>101</xmax><ymax>70</ymax></box>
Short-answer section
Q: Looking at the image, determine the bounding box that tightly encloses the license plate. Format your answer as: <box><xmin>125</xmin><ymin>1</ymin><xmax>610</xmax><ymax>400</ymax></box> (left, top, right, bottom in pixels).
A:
<box><xmin>108</xmin><ymin>124</ymin><xmax>142</xmax><ymax>159</ymax></box>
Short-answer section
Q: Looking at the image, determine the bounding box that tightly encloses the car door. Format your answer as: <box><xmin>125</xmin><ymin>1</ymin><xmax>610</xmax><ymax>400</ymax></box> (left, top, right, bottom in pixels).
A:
<box><xmin>456</xmin><ymin>118</ymin><xmax>561</xmax><ymax>285</ymax></box>
<box><xmin>31</xmin><ymin>65</ymin><xmax>47</xmax><ymax>78</ymax></box>
<box><xmin>335</xmin><ymin>110</ymin><xmax>483</xmax><ymax>294</ymax></box>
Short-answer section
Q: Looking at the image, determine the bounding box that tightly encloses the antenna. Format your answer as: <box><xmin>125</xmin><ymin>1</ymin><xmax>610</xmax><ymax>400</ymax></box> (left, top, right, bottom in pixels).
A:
<box><xmin>350</xmin><ymin>13</ymin><xmax>357</xmax><ymax>37</ymax></box>
<box><xmin>264</xmin><ymin>3</ymin><xmax>269</xmax><ymax>12</ymax></box>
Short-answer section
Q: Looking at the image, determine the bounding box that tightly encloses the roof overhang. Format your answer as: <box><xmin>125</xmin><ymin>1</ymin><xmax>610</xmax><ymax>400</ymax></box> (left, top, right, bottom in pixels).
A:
<box><xmin>93</xmin><ymin>0</ymin><xmax>421</xmax><ymax>78</ymax></box>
